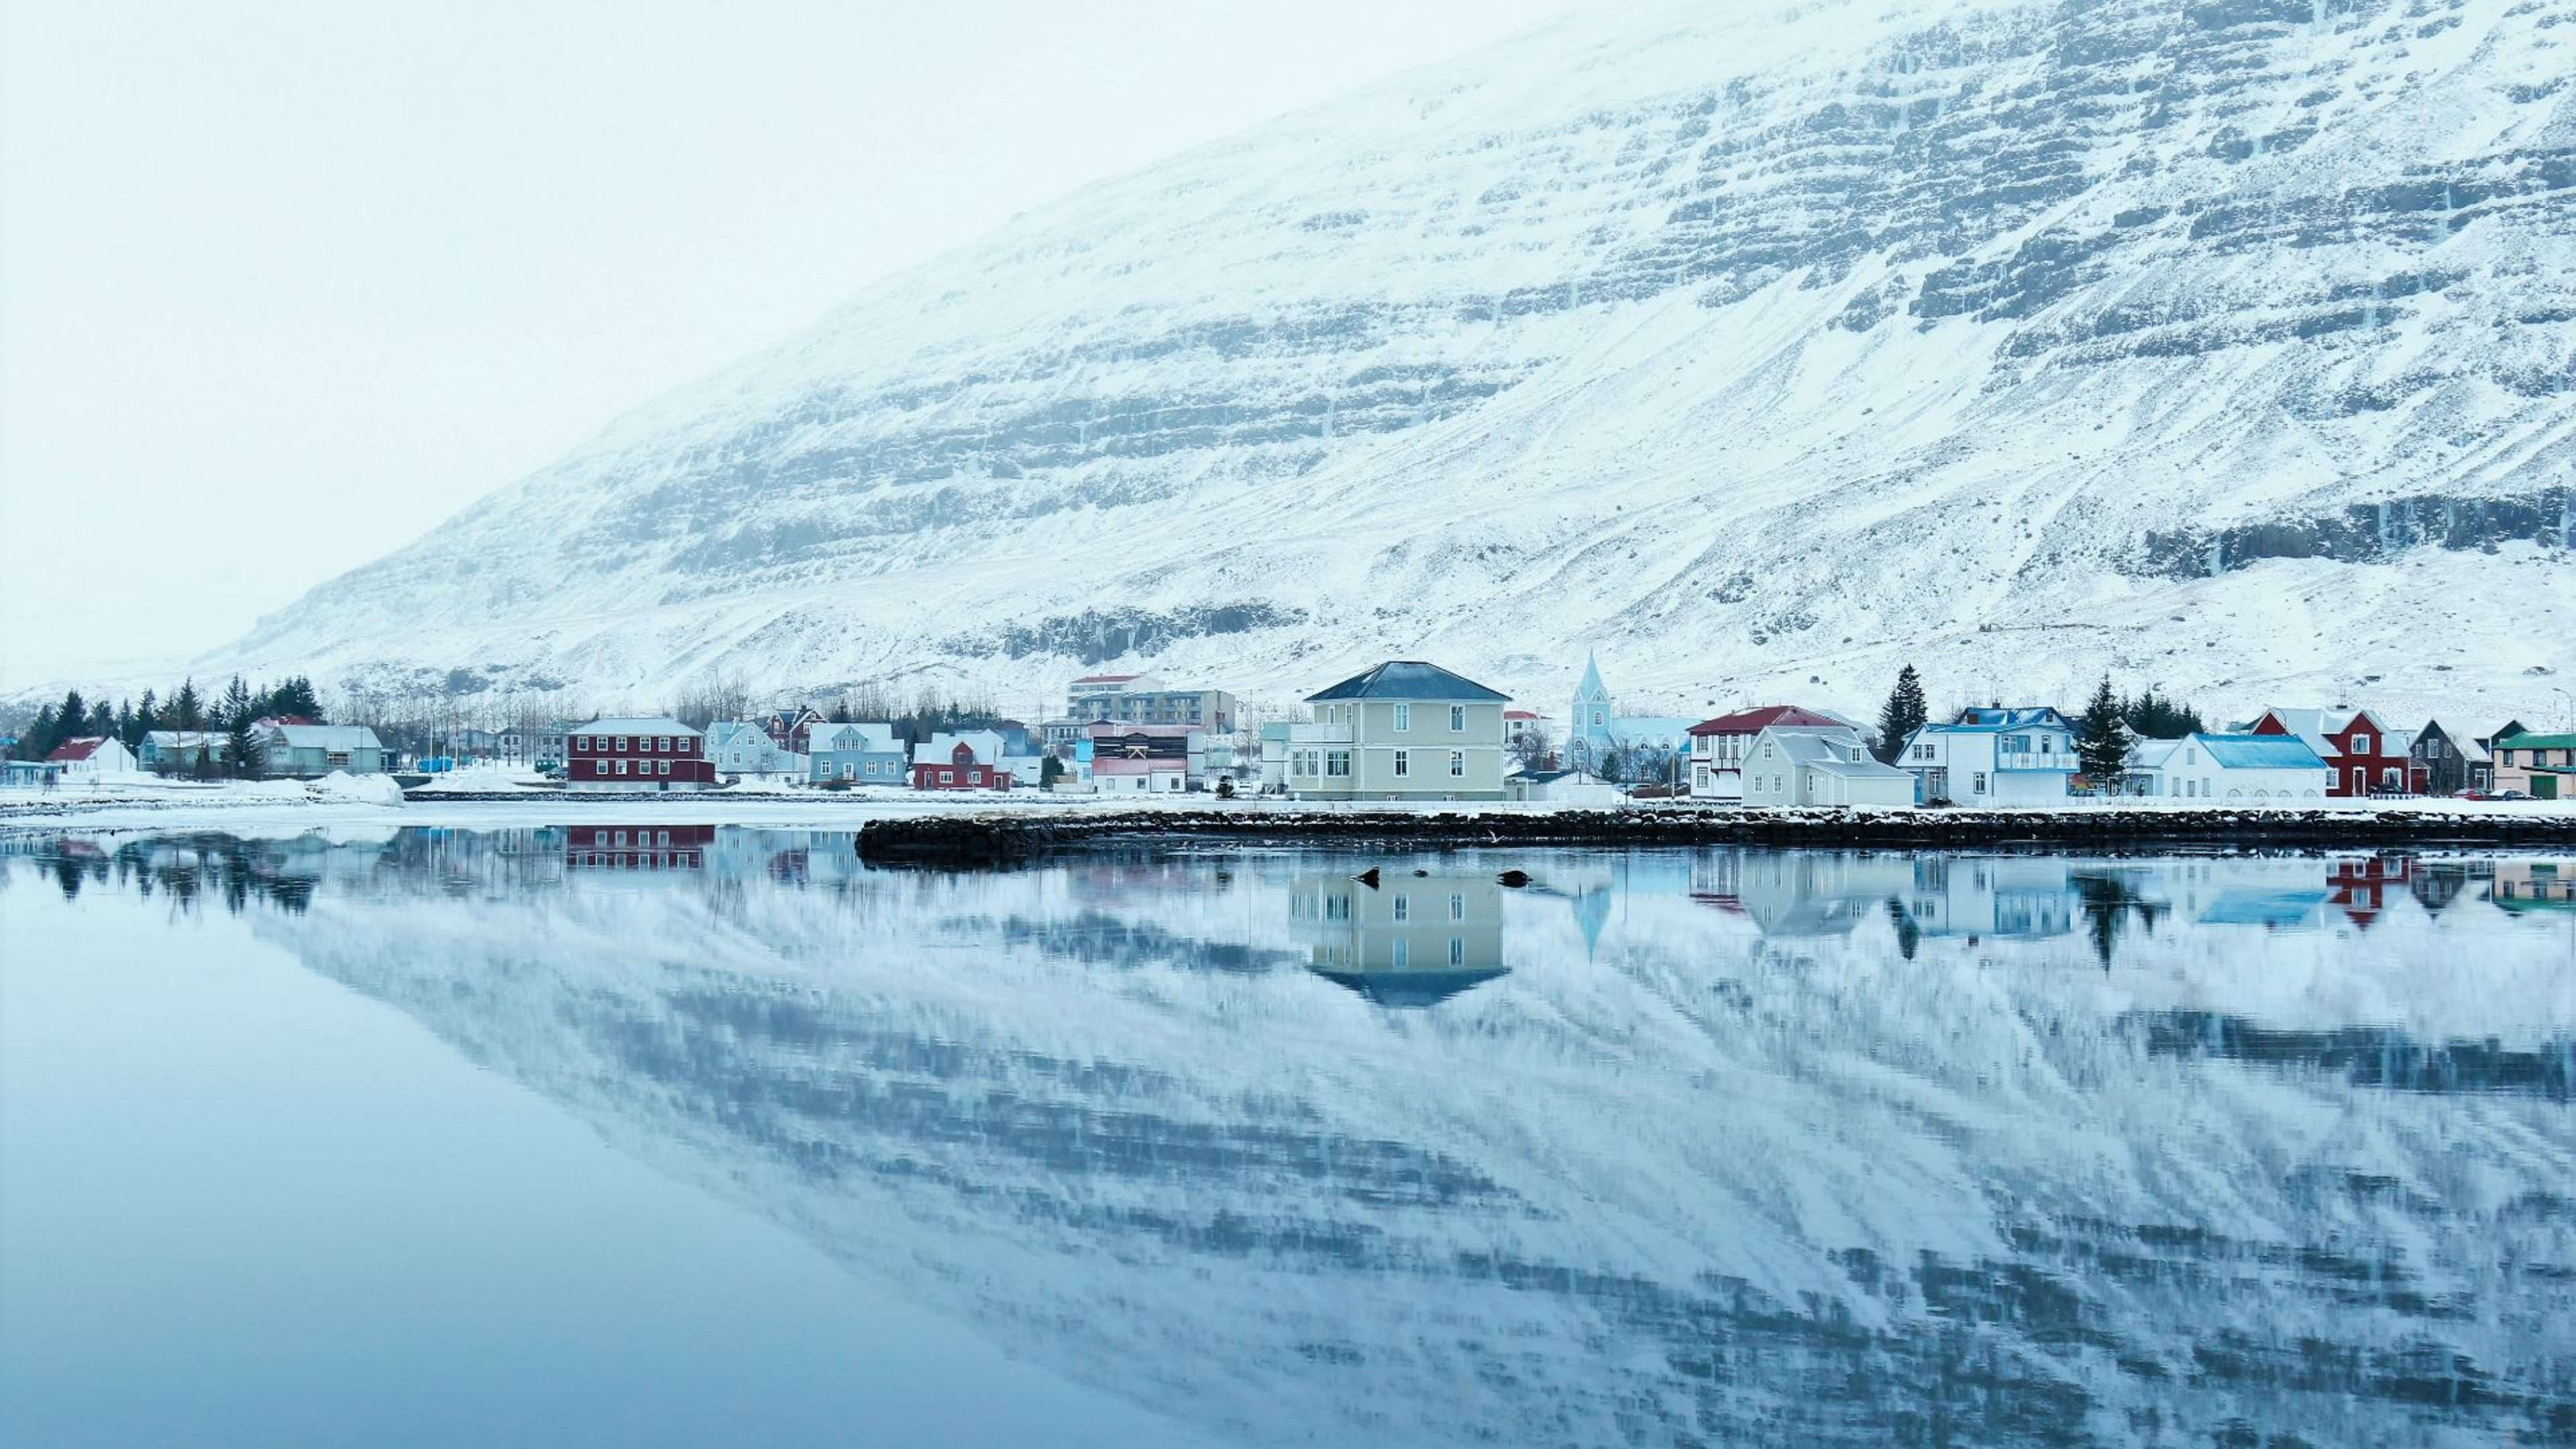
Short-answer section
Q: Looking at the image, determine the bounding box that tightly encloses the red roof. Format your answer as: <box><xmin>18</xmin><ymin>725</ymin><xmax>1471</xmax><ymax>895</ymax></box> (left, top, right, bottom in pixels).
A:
<box><xmin>46</xmin><ymin>737</ymin><xmax>108</xmax><ymax>763</ymax></box>
<box><xmin>1504</xmin><ymin>709</ymin><xmax>1541</xmax><ymax>720</ymax></box>
<box><xmin>1686</xmin><ymin>705</ymin><xmax>1842</xmax><ymax>737</ymax></box>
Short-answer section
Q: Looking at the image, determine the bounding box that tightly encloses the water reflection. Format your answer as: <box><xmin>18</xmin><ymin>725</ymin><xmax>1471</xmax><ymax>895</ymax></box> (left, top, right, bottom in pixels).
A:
<box><xmin>6</xmin><ymin>828</ymin><xmax>2574</xmax><ymax>1446</ymax></box>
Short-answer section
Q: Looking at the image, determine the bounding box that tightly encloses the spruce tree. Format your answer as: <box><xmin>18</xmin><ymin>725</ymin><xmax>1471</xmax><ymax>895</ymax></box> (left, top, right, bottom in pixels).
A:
<box><xmin>172</xmin><ymin>679</ymin><xmax>203</xmax><ymax>731</ymax></box>
<box><xmin>2077</xmin><ymin>674</ymin><xmax>2133</xmax><ymax>786</ymax></box>
<box><xmin>219</xmin><ymin>676</ymin><xmax>256</xmax><ymax>731</ymax></box>
<box><xmin>1874</xmin><ymin>665</ymin><xmax>1927</xmax><ymax>764</ymax></box>
<box><xmin>225</xmin><ymin>708</ymin><xmax>265</xmax><ymax>780</ymax></box>
<box><xmin>54</xmin><ymin>690</ymin><xmax>87</xmax><ymax>746</ymax></box>
<box><xmin>19</xmin><ymin>706</ymin><xmax>56</xmax><ymax>759</ymax></box>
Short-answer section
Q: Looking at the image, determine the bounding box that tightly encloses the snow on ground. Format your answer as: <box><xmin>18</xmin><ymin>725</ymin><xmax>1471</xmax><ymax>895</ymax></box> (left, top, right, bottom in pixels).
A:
<box><xmin>1</xmin><ymin>779</ymin><xmax>2569</xmax><ymax>837</ymax></box>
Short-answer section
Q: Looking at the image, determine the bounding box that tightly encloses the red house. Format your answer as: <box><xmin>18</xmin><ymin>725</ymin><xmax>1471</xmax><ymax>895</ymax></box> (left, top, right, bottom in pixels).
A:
<box><xmin>2245</xmin><ymin>708</ymin><xmax>2418</xmax><ymax>798</ymax></box>
<box><xmin>1685</xmin><ymin>705</ymin><xmax>1844</xmax><ymax>800</ymax></box>
<box><xmin>910</xmin><ymin>735</ymin><xmax>1014</xmax><ymax>791</ymax></box>
<box><xmin>566</xmin><ymin>717</ymin><xmax>717</xmax><ymax>792</ymax></box>
<box><xmin>564</xmin><ymin>824</ymin><xmax>715</xmax><ymax>870</ymax></box>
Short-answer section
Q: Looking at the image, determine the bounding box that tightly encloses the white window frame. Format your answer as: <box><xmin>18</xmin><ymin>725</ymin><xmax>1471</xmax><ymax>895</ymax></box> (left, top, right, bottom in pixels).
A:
<box><xmin>1448</xmin><ymin>751</ymin><xmax>1464</xmax><ymax>777</ymax></box>
<box><xmin>614</xmin><ymin>737</ymin><xmax>629</xmax><ymax>751</ymax></box>
<box><xmin>615</xmin><ymin>759</ymin><xmax>629</xmax><ymax>775</ymax></box>
<box><xmin>1449</xmin><ymin>705</ymin><xmax>1464</xmax><ymax>732</ymax></box>
<box><xmin>1327</xmin><ymin>751</ymin><xmax>1350</xmax><ymax>778</ymax></box>
<box><xmin>1393</xmin><ymin>751</ymin><xmax>1410</xmax><ymax>777</ymax></box>
<box><xmin>1393</xmin><ymin>704</ymin><xmax>1411</xmax><ymax>732</ymax></box>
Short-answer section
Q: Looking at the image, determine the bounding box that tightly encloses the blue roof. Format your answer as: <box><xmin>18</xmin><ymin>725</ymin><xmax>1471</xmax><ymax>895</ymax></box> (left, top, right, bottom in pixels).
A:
<box><xmin>2197</xmin><ymin>733</ymin><xmax>2328</xmax><ymax>770</ymax></box>
<box><xmin>1950</xmin><ymin>706</ymin><xmax>2072</xmax><ymax>729</ymax></box>
<box><xmin>1307</xmin><ymin>660</ymin><xmax>1509</xmax><ymax>702</ymax></box>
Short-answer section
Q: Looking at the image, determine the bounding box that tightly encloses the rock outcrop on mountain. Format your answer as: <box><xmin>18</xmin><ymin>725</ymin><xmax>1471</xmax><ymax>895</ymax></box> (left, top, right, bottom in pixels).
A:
<box><xmin>223</xmin><ymin>0</ymin><xmax>2575</xmax><ymax>717</ymax></box>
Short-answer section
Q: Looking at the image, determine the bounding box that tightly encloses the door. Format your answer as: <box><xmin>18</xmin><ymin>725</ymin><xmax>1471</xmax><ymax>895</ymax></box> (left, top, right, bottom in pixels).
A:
<box><xmin>2537</xmin><ymin>775</ymin><xmax>2560</xmax><ymax>801</ymax></box>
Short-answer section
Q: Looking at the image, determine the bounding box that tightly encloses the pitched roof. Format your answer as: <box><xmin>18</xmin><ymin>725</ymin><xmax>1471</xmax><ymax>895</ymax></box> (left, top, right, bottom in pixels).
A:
<box><xmin>1688</xmin><ymin>705</ymin><xmax>1841</xmax><ymax>737</ymax></box>
<box><xmin>809</xmin><ymin>721</ymin><xmax>899</xmax><ymax>752</ymax></box>
<box><xmin>574</xmin><ymin>717</ymin><xmax>699</xmax><ymax>737</ymax></box>
<box><xmin>1947</xmin><ymin>706</ymin><xmax>2074</xmax><ymax>730</ymax></box>
<box><xmin>1070</xmin><ymin>673</ymin><xmax>1140</xmax><ymax>684</ymax></box>
<box><xmin>2196</xmin><ymin>733</ymin><xmax>2330</xmax><ymax>770</ymax></box>
<box><xmin>46</xmin><ymin>737</ymin><xmax>108</xmax><ymax>763</ymax></box>
<box><xmin>1306</xmin><ymin>660</ymin><xmax>1508</xmax><ymax>702</ymax></box>
<box><xmin>260</xmin><ymin>724</ymin><xmax>385</xmax><ymax>750</ymax></box>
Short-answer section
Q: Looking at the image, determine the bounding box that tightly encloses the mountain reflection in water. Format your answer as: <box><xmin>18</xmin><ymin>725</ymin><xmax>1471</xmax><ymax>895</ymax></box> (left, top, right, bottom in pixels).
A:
<box><xmin>8</xmin><ymin>827</ymin><xmax>2574</xmax><ymax>1448</ymax></box>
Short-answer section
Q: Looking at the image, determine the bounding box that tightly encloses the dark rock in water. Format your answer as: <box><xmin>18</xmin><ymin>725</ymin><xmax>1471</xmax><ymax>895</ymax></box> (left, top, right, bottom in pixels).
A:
<box><xmin>1354</xmin><ymin>867</ymin><xmax>1382</xmax><ymax>889</ymax></box>
<box><xmin>1497</xmin><ymin>869</ymin><xmax>1534</xmax><ymax>888</ymax></box>
<box><xmin>1413</xmin><ymin>868</ymin><xmax>1430</xmax><ymax>877</ymax></box>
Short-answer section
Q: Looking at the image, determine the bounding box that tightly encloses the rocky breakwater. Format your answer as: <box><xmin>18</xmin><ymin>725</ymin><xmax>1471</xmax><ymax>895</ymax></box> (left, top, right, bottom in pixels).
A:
<box><xmin>854</xmin><ymin>806</ymin><xmax>2576</xmax><ymax>867</ymax></box>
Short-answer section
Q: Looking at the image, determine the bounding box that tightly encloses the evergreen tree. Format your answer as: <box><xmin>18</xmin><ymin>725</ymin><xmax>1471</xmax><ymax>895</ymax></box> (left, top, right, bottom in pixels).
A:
<box><xmin>18</xmin><ymin>706</ymin><xmax>57</xmax><ymax>759</ymax></box>
<box><xmin>2076</xmin><ymin>674</ymin><xmax>2133</xmax><ymax>786</ymax></box>
<box><xmin>1873</xmin><ymin>665</ymin><xmax>1928</xmax><ymax>764</ymax></box>
<box><xmin>267</xmin><ymin>675</ymin><xmax>322</xmax><ymax>720</ymax></box>
<box><xmin>171</xmin><ymin>679</ymin><xmax>203</xmax><ymax>731</ymax></box>
<box><xmin>115</xmin><ymin>700</ymin><xmax>138</xmax><ymax>751</ymax></box>
<box><xmin>225</xmin><ymin>708</ymin><xmax>265</xmax><ymax>780</ymax></box>
<box><xmin>136</xmin><ymin>689</ymin><xmax>158</xmax><ymax>733</ymax></box>
<box><xmin>54</xmin><ymin>690</ymin><xmax>87</xmax><ymax>746</ymax></box>
<box><xmin>219</xmin><ymin>676</ymin><xmax>256</xmax><ymax>731</ymax></box>
<box><xmin>86</xmin><ymin>700</ymin><xmax>116</xmax><ymax>739</ymax></box>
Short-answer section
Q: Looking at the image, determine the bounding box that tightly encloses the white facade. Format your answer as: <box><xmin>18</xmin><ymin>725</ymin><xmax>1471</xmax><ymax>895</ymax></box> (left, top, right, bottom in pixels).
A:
<box><xmin>1504</xmin><ymin>768</ymin><xmax>1626</xmax><ymax>806</ymax></box>
<box><xmin>51</xmin><ymin>737</ymin><xmax>138</xmax><ymax>779</ymax></box>
<box><xmin>1737</xmin><ymin>727</ymin><xmax>1917</xmax><ymax>808</ymax></box>
<box><xmin>1896</xmin><ymin>708</ymin><xmax>2078</xmax><ymax>804</ymax></box>
<box><xmin>2129</xmin><ymin>734</ymin><xmax>2331</xmax><ymax>802</ymax></box>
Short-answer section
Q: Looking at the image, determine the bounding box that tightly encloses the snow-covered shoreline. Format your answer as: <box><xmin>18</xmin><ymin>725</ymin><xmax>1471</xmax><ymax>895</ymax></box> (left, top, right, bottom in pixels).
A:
<box><xmin>7</xmin><ymin>779</ymin><xmax>2571</xmax><ymax>848</ymax></box>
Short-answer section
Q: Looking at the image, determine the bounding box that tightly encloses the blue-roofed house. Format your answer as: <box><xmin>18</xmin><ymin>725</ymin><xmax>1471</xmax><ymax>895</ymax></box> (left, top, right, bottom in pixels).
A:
<box><xmin>1894</xmin><ymin>706</ymin><xmax>2079</xmax><ymax>804</ymax></box>
<box><xmin>2131</xmin><ymin>733</ymin><xmax>2332</xmax><ymax>803</ymax></box>
<box><xmin>1289</xmin><ymin>659</ymin><xmax>1510</xmax><ymax>801</ymax></box>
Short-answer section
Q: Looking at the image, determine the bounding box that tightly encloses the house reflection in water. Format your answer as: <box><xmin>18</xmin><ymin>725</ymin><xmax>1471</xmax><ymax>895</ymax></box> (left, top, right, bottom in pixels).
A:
<box><xmin>1691</xmin><ymin>853</ymin><xmax>2089</xmax><ymax>942</ymax></box>
<box><xmin>564</xmin><ymin>824</ymin><xmax>714</xmax><ymax>871</ymax></box>
<box><xmin>1289</xmin><ymin>871</ymin><xmax>1508</xmax><ymax>1007</ymax></box>
<box><xmin>2493</xmin><ymin>859</ymin><xmax>2574</xmax><ymax>912</ymax></box>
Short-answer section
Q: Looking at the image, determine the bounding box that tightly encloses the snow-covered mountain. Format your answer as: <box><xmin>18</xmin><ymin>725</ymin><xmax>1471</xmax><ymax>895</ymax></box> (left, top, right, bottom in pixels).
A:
<box><xmin>223</xmin><ymin>0</ymin><xmax>2575</xmax><ymax>720</ymax></box>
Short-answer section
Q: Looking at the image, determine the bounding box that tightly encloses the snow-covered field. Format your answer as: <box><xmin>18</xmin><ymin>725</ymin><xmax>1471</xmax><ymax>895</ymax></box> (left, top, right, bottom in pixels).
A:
<box><xmin>3</xmin><ymin>778</ymin><xmax>2569</xmax><ymax>837</ymax></box>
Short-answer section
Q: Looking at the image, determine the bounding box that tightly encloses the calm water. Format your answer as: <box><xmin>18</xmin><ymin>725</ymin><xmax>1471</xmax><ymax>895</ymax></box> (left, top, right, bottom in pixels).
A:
<box><xmin>3</xmin><ymin>827</ymin><xmax>2571</xmax><ymax>1448</ymax></box>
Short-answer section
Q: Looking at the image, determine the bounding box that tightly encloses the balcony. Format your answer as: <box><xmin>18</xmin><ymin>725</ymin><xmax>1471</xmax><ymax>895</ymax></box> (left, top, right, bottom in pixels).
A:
<box><xmin>1289</xmin><ymin>722</ymin><xmax>1355</xmax><ymax>745</ymax></box>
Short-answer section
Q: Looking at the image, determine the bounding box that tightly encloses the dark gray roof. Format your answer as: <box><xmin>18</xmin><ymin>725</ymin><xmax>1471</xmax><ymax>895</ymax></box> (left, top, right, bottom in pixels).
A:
<box><xmin>1306</xmin><ymin>660</ymin><xmax>1509</xmax><ymax>703</ymax></box>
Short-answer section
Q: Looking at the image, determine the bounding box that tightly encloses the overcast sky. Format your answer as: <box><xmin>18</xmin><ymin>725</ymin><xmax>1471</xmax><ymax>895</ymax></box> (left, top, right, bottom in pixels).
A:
<box><xmin>0</xmin><ymin>1</ymin><xmax>1583</xmax><ymax>692</ymax></box>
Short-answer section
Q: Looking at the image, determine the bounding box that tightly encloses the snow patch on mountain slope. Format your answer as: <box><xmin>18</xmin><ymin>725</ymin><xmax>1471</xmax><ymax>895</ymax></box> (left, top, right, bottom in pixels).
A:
<box><xmin>205</xmin><ymin>0</ymin><xmax>2575</xmax><ymax>722</ymax></box>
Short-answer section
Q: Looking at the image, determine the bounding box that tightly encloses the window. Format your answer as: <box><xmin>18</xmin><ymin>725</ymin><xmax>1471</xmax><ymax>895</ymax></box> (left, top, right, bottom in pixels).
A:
<box><xmin>657</xmin><ymin>736</ymin><xmax>672</xmax><ymax>751</ymax></box>
<box><xmin>1393</xmin><ymin>895</ymin><xmax>1409</xmax><ymax>921</ymax></box>
<box><xmin>574</xmin><ymin>735</ymin><xmax>589</xmax><ymax>750</ymax></box>
<box><xmin>615</xmin><ymin>759</ymin><xmax>629</xmax><ymax>775</ymax></box>
<box><xmin>1328</xmin><ymin>750</ymin><xmax>1350</xmax><ymax>777</ymax></box>
<box><xmin>1393</xmin><ymin>751</ymin><xmax>1410</xmax><ymax>777</ymax></box>
<box><xmin>2351</xmin><ymin>733</ymin><xmax>2371</xmax><ymax>753</ymax></box>
<box><xmin>656</xmin><ymin>830</ymin><xmax>670</xmax><ymax>846</ymax></box>
<box><xmin>614</xmin><ymin>737</ymin><xmax>629</xmax><ymax>751</ymax></box>
<box><xmin>1450</xmin><ymin>938</ymin><xmax>1466</xmax><ymax>968</ymax></box>
<box><xmin>1449</xmin><ymin>751</ymin><xmax>1464</xmax><ymax>777</ymax></box>
<box><xmin>1971</xmin><ymin>771</ymin><xmax>1986</xmax><ymax>794</ymax></box>
<box><xmin>613</xmin><ymin>830</ymin><xmax>628</xmax><ymax>847</ymax></box>
<box><xmin>842</xmin><ymin>763</ymin><xmax>854</xmax><ymax>780</ymax></box>
<box><xmin>594</xmin><ymin>760</ymin><xmax>608</xmax><ymax>775</ymax></box>
<box><xmin>657</xmin><ymin>760</ymin><xmax>670</xmax><ymax>775</ymax></box>
<box><xmin>1763</xmin><ymin>741</ymin><xmax>1774</xmax><ymax>758</ymax></box>
<box><xmin>941</xmin><ymin>769</ymin><xmax>955</xmax><ymax>785</ymax></box>
<box><xmin>1393</xmin><ymin>704</ymin><xmax>1411</xmax><ymax>732</ymax></box>
<box><xmin>1450</xmin><ymin>705</ymin><xmax>1465</xmax><ymax>732</ymax></box>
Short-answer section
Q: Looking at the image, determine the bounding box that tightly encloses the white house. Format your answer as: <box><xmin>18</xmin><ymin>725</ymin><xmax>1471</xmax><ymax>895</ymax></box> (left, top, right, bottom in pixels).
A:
<box><xmin>1738</xmin><ymin>725</ymin><xmax>1917</xmax><ymax>808</ymax></box>
<box><xmin>46</xmin><ymin>736</ymin><xmax>138</xmax><ymax>780</ymax></box>
<box><xmin>1503</xmin><ymin>767</ymin><xmax>1626</xmax><ymax>806</ymax></box>
<box><xmin>1896</xmin><ymin>706</ymin><xmax>2079</xmax><ymax>804</ymax></box>
<box><xmin>2131</xmin><ymin>733</ymin><xmax>2332</xmax><ymax>802</ymax></box>
<box><xmin>1684</xmin><ymin>705</ymin><xmax>1845</xmax><ymax>801</ymax></box>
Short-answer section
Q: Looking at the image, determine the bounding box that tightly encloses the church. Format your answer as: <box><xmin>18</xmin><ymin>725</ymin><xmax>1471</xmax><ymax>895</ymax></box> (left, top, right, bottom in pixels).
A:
<box><xmin>1566</xmin><ymin>653</ymin><xmax>1695</xmax><ymax>784</ymax></box>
